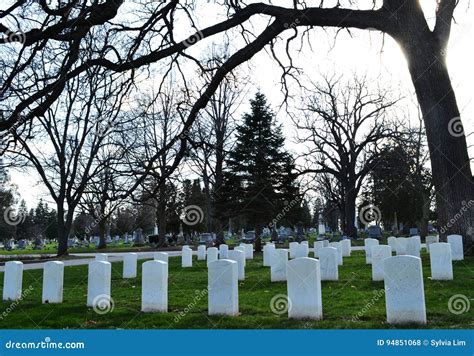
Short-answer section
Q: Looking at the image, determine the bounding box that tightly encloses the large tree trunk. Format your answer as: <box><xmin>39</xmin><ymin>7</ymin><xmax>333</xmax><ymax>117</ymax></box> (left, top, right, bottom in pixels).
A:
<box><xmin>98</xmin><ymin>219</ymin><xmax>107</xmax><ymax>249</ymax></box>
<box><xmin>56</xmin><ymin>219</ymin><xmax>68</xmax><ymax>256</ymax></box>
<box><xmin>401</xmin><ymin>35</ymin><xmax>474</xmax><ymax>255</ymax></box>
<box><xmin>158</xmin><ymin>183</ymin><xmax>167</xmax><ymax>247</ymax></box>
<box><xmin>215</xmin><ymin>219</ymin><xmax>225</xmax><ymax>247</ymax></box>
<box><xmin>343</xmin><ymin>187</ymin><xmax>358</xmax><ymax>238</ymax></box>
<box><xmin>213</xmin><ymin>147</ymin><xmax>227</xmax><ymax>247</ymax></box>
<box><xmin>255</xmin><ymin>223</ymin><xmax>263</xmax><ymax>253</ymax></box>
<box><xmin>202</xmin><ymin>169</ymin><xmax>214</xmax><ymax>234</ymax></box>
<box><xmin>56</xmin><ymin>206</ymin><xmax>69</xmax><ymax>256</ymax></box>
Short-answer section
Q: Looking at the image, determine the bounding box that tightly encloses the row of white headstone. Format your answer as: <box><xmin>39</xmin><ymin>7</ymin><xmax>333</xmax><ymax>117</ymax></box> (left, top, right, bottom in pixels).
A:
<box><xmin>365</xmin><ymin>235</ymin><xmax>464</xmax><ymax>282</ymax></box>
<box><xmin>2</xmin><ymin>255</ymin><xmax>169</xmax><ymax>313</ymax></box>
<box><xmin>210</xmin><ymin>250</ymin><xmax>439</xmax><ymax>324</ymax></box>
<box><xmin>2</xmin><ymin>235</ymin><xmax>463</xmax><ymax>324</ymax></box>
<box><xmin>263</xmin><ymin>240</ymin><xmax>346</xmax><ymax>281</ymax></box>
<box><xmin>381</xmin><ymin>234</ymin><xmax>464</xmax><ymax>261</ymax></box>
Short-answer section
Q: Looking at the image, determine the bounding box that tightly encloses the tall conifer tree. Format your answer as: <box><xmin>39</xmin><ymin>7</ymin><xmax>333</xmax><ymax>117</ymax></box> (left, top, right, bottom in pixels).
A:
<box><xmin>219</xmin><ymin>93</ymin><xmax>300</xmax><ymax>251</ymax></box>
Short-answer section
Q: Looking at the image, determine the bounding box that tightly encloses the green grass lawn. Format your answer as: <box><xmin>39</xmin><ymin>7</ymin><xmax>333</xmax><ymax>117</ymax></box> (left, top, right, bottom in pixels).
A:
<box><xmin>0</xmin><ymin>251</ymin><xmax>472</xmax><ymax>329</ymax></box>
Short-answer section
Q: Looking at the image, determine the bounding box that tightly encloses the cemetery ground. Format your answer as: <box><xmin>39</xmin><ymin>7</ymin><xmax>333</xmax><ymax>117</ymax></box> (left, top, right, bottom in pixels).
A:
<box><xmin>0</xmin><ymin>251</ymin><xmax>472</xmax><ymax>329</ymax></box>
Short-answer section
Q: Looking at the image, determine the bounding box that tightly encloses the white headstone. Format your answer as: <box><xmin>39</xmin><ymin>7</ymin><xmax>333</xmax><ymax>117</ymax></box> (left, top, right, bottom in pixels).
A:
<box><xmin>271</xmin><ymin>249</ymin><xmax>288</xmax><ymax>282</ymax></box>
<box><xmin>319</xmin><ymin>247</ymin><xmax>338</xmax><ymax>281</ymax></box>
<box><xmin>294</xmin><ymin>243</ymin><xmax>309</xmax><ymax>258</ymax></box>
<box><xmin>314</xmin><ymin>241</ymin><xmax>325</xmax><ymax>258</ymax></box>
<box><xmin>182</xmin><ymin>247</ymin><xmax>193</xmax><ymax>267</ymax></box>
<box><xmin>219</xmin><ymin>244</ymin><xmax>229</xmax><ymax>259</ymax></box>
<box><xmin>411</xmin><ymin>235</ymin><xmax>421</xmax><ymax>250</ymax></box>
<box><xmin>329</xmin><ymin>242</ymin><xmax>343</xmax><ymax>265</ymax></box>
<box><xmin>447</xmin><ymin>234</ymin><xmax>464</xmax><ymax>261</ymax></box>
<box><xmin>371</xmin><ymin>245</ymin><xmax>392</xmax><ymax>281</ymax></box>
<box><xmin>95</xmin><ymin>253</ymin><xmax>108</xmax><ymax>261</ymax></box>
<box><xmin>429</xmin><ymin>243</ymin><xmax>453</xmax><ymax>280</ymax></box>
<box><xmin>228</xmin><ymin>250</ymin><xmax>245</xmax><ymax>281</ymax></box>
<box><xmin>42</xmin><ymin>261</ymin><xmax>64</xmax><ymax>304</ymax></box>
<box><xmin>207</xmin><ymin>247</ymin><xmax>218</xmax><ymax>266</ymax></box>
<box><xmin>341</xmin><ymin>239</ymin><xmax>351</xmax><ymax>257</ymax></box>
<box><xmin>208</xmin><ymin>260</ymin><xmax>238</xmax><ymax>316</ymax></box>
<box><xmin>3</xmin><ymin>261</ymin><xmax>23</xmax><ymax>301</ymax></box>
<box><xmin>387</xmin><ymin>236</ymin><xmax>397</xmax><ymax>250</ymax></box>
<box><xmin>237</xmin><ymin>244</ymin><xmax>246</xmax><ymax>258</ymax></box>
<box><xmin>141</xmin><ymin>260</ymin><xmax>168</xmax><ymax>312</ymax></box>
<box><xmin>364</xmin><ymin>238</ymin><xmax>379</xmax><ymax>264</ymax></box>
<box><xmin>322</xmin><ymin>240</ymin><xmax>329</xmax><ymax>247</ymax></box>
<box><xmin>383</xmin><ymin>256</ymin><xmax>426</xmax><ymax>324</ymax></box>
<box><xmin>154</xmin><ymin>252</ymin><xmax>169</xmax><ymax>263</ymax></box>
<box><xmin>234</xmin><ymin>246</ymin><xmax>246</xmax><ymax>266</ymax></box>
<box><xmin>425</xmin><ymin>235</ymin><xmax>439</xmax><ymax>252</ymax></box>
<box><xmin>197</xmin><ymin>245</ymin><xmax>207</xmax><ymax>261</ymax></box>
<box><xmin>407</xmin><ymin>236</ymin><xmax>421</xmax><ymax>257</ymax></box>
<box><xmin>123</xmin><ymin>253</ymin><xmax>138</xmax><ymax>278</ymax></box>
<box><xmin>287</xmin><ymin>257</ymin><xmax>323</xmax><ymax>320</ymax></box>
<box><xmin>87</xmin><ymin>261</ymin><xmax>112</xmax><ymax>308</ymax></box>
<box><xmin>244</xmin><ymin>244</ymin><xmax>254</xmax><ymax>259</ymax></box>
<box><xmin>395</xmin><ymin>237</ymin><xmax>409</xmax><ymax>255</ymax></box>
<box><xmin>263</xmin><ymin>244</ymin><xmax>275</xmax><ymax>267</ymax></box>
<box><xmin>289</xmin><ymin>242</ymin><xmax>299</xmax><ymax>259</ymax></box>
<box><xmin>406</xmin><ymin>237</ymin><xmax>420</xmax><ymax>257</ymax></box>
<box><xmin>301</xmin><ymin>241</ymin><xmax>309</xmax><ymax>246</ymax></box>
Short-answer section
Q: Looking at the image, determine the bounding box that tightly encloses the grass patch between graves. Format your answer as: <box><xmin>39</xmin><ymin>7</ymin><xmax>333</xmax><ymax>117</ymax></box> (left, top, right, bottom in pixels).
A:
<box><xmin>0</xmin><ymin>251</ymin><xmax>472</xmax><ymax>329</ymax></box>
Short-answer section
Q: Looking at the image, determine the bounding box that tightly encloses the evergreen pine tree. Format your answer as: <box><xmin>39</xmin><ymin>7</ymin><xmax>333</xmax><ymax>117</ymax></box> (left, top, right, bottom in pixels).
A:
<box><xmin>220</xmin><ymin>92</ymin><xmax>299</xmax><ymax>252</ymax></box>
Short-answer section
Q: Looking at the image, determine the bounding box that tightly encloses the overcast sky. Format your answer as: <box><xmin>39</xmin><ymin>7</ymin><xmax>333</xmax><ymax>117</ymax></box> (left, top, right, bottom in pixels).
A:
<box><xmin>6</xmin><ymin>0</ymin><xmax>474</xmax><ymax>209</ymax></box>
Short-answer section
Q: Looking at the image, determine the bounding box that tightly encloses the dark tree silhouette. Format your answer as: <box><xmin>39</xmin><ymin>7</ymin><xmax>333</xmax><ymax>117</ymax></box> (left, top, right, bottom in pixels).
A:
<box><xmin>219</xmin><ymin>93</ymin><xmax>300</xmax><ymax>252</ymax></box>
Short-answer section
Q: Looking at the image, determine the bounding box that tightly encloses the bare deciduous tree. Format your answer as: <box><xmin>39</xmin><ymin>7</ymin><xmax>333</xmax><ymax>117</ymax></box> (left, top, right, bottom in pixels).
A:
<box><xmin>295</xmin><ymin>74</ymin><xmax>398</xmax><ymax>238</ymax></box>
